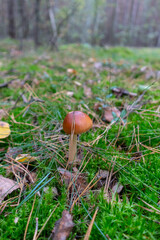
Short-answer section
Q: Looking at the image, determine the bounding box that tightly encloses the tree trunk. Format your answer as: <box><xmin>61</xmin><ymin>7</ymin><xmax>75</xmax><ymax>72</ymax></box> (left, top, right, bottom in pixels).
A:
<box><xmin>91</xmin><ymin>0</ymin><xmax>98</xmax><ymax>45</ymax></box>
<box><xmin>8</xmin><ymin>0</ymin><xmax>16</xmax><ymax>38</ymax></box>
<box><xmin>104</xmin><ymin>0</ymin><xmax>117</xmax><ymax>45</ymax></box>
<box><xmin>48</xmin><ymin>0</ymin><xmax>58</xmax><ymax>50</ymax></box>
<box><xmin>34</xmin><ymin>0</ymin><xmax>41</xmax><ymax>47</ymax></box>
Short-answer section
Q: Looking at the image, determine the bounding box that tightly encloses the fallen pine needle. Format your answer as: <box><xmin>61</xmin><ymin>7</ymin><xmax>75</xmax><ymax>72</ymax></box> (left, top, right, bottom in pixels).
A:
<box><xmin>84</xmin><ymin>208</ymin><xmax>98</xmax><ymax>240</ymax></box>
<box><xmin>24</xmin><ymin>194</ymin><xmax>36</xmax><ymax>240</ymax></box>
<box><xmin>33</xmin><ymin>218</ymin><xmax>38</xmax><ymax>240</ymax></box>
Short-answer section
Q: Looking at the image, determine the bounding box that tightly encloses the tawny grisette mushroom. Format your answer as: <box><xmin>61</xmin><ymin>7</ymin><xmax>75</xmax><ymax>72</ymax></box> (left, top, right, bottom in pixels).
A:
<box><xmin>63</xmin><ymin>111</ymin><xmax>93</xmax><ymax>164</ymax></box>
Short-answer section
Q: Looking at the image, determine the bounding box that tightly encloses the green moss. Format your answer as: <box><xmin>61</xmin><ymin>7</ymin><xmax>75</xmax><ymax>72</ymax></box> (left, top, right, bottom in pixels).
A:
<box><xmin>0</xmin><ymin>40</ymin><xmax>160</xmax><ymax>239</ymax></box>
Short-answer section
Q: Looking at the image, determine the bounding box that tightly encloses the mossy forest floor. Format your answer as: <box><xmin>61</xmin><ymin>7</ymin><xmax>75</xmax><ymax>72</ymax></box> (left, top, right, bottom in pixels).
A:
<box><xmin>0</xmin><ymin>40</ymin><xmax>160</xmax><ymax>240</ymax></box>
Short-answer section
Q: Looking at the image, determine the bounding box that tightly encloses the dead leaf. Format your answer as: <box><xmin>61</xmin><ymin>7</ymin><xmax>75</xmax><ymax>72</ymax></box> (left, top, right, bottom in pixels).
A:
<box><xmin>58</xmin><ymin>168</ymin><xmax>88</xmax><ymax>196</ymax></box>
<box><xmin>84</xmin><ymin>85</ymin><xmax>92</xmax><ymax>98</ymax></box>
<box><xmin>51</xmin><ymin>210</ymin><xmax>74</xmax><ymax>240</ymax></box>
<box><xmin>67</xmin><ymin>68</ymin><xmax>77</xmax><ymax>75</ymax></box>
<box><xmin>9</xmin><ymin>79</ymin><xmax>23</xmax><ymax>88</ymax></box>
<box><xmin>0</xmin><ymin>175</ymin><xmax>20</xmax><ymax>203</ymax></box>
<box><xmin>43</xmin><ymin>187</ymin><xmax>58</xmax><ymax>197</ymax></box>
<box><xmin>87</xmin><ymin>79</ymin><xmax>94</xmax><ymax>85</ymax></box>
<box><xmin>140</xmin><ymin>66</ymin><xmax>148</xmax><ymax>72</ymax></box>
<box><xmin>0</xmin><ymin>109</ymin><xmax>7</xmax><ymax>120</ymax></box>
<box><xmin>88</xmin><ymin>57</ymin><xmax>96</xmax><ymax>63</ymax></box>
<box><xmin>104</xmin><ymin>180</ymin><xmax>124</xmax><ymax>203</ymax></box>
<box><xmin>81</xmin><ymin>63</ymin><xmax>87</xmax><ymax>68</ymax></box>
<box><xmin>94</xmin><ymin>62</ymin><xmax>102</xmax><ymax>69</ymax></box>
<box><xmin>6</xmin><ymin>147</ymin><xmax>23</xmax><ymax>159</ymax></box>
<box><xmin>131</xmin><ymin>151</ymin><xmax>142</xmax><ymax>161</ymax></box>
<box><xmin>10</xmin><ymin>48</ymin><xmax>22</xmax><ymax>57</ymax></box>
<box><xmin>112</xmin><ymin>182</ymin><xmax>123</xmax><ymax>194</ymax></box>
<box><xmin>58</xmin><ymin>168</ymin><xmax>72</xmax><ymax>186</ymax></box>
<box><xmin>66</xmin><ymin>91</ymin><xmax>74</xmax><ymax>97</ymax></box>
<box><xmin>103</xmin><ymin>107</ymin><xmax>120</xmax><ymax>122</ymax></box>
<box><xmin>0</xmin><ymin>147</ymin><xmax>5</xmax><ymax>152</ymax></box>
<box><xmin>156</xmin><ymin>71</ymin><xmax>160</xmax><ymax>79</ymax></box>
<box><xmin>104</xmin><ymin>190</ymin><xmax>116</xmax><ymax>203</ymax></box>
<box><xmin>33</xmin><ymin>78</ymin><xmax>40</xmax><ymax>85</ymax></box>
<box><xmin>98</xmin><ymin>169</ymin><xmax>109</xmax><ymax>179</ymax></box>
<box><xmin>0</xmin><ymin>121</ymin><xmax>11</xmax><ymax>139</ymax></box>
<box><xmin>5</xmin><ymin>165</ymin><xmax>24</xmax><ymax>176</ymax></box>
<box><xmin>94</xmin><ymin>103</ymin><xmax>102</xmax><ymax>111</ymax></box>
<box><xmin>111</xmin><ymin>87</ymin><xmax>137</xmax><ymax>98</ymax></box>
<box><xmin>97</xmin><ymin>169</ymin><xmax>109</xmax><ymax>188</ymax></box>
<box><xmin>15</xmin><ymin>154</ymin><xmax>36</xmax><ymax>164</ymax></box>
<box><xmin>14</xmin><ymin>217</ymin><xmax>19</xmax><ymax>224</ymax></box>
<box><xmin>145</xmin><ymin>70</ymin><xmax>156</xmax><ymax>80</ymax></box>
<box><xmin>74</xmin><ymin>81</ymin><xmax>81</xmax><ymax>86</ymax></box>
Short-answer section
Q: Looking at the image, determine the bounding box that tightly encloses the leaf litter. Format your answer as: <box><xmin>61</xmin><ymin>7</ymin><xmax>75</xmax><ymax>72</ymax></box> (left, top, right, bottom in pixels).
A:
<box><xmin>51</xmin><ymin>210</ymin><xmax>74</xmax><ymax>240</ymax></box>
<box><xmin>0</xmin><ymin>175</ymin><xmax>20</xmax><ymax>203</ymax></box>
<box><xmin>0</xmin><ymin>121</ymin><xmax>11</xmax><ymax>139</ymax></box>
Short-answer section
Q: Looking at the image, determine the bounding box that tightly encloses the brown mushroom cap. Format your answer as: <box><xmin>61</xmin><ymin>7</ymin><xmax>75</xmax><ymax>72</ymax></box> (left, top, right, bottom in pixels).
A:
<box><xmin>63</xmin><ymin>111</ymin><xmax>93</xmax><ymax>134</ymax></box>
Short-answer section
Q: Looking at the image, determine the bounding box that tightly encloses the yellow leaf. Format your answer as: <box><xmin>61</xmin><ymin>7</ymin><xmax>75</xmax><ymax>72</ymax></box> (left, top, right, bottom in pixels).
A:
<box><xmin>0</xmin><ymin>121</ymin><xmax>11</xmax><ymax>139</ymax></box>
<box><xmin>15</xmin><ymin>154</ymin><xmax>36</xmax><ymax>164</ymax></box>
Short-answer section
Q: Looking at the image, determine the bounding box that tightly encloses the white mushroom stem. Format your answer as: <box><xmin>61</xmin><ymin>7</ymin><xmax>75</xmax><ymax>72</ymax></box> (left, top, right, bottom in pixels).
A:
<box><xmin>69</xmin><ymin>134</ymin><xmax>77</xmax><ymax>163</ymax></box>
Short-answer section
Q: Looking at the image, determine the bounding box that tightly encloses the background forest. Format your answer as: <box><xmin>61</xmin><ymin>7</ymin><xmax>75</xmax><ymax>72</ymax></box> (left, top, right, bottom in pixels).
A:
<box><xmin>1</xmin><ymin>0</ymin><xmax>160</xmax><ymax>48</ymax></box>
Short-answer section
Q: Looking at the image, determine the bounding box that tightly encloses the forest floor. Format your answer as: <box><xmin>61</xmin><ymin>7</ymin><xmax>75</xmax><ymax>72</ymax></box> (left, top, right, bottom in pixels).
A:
<box><xmin>0</xmin><ymin>39</ymin><xmax>160</xmax><ymax>240</ymax></box>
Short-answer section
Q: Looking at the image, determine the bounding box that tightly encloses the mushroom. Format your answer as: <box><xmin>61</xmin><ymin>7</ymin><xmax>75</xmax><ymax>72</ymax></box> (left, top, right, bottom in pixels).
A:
<box><xmin>63</xmin><ymin>111</ymin><xmax>92</xmax><ymax>164</ymax></box>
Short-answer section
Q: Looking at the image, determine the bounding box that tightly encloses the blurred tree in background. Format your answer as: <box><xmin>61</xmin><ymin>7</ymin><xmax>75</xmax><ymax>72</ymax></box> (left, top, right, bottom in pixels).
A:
<box><xmin>0</xmin><ymin>0</ymin><xmax>160</xmax><ymax>48</ymax></box>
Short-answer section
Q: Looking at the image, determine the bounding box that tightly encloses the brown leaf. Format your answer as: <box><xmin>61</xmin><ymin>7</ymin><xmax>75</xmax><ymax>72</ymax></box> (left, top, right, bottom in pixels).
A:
<box><xmin>156</xmin><ymin>71</ymin><xmax>160</xmax><ymax>79</ymax></box>
<box><xmin>6</xmin><ymin>147</ymin><xmax>23</xmax><ymax>159</ymax></box>
<box><xmin>14</xmin><ymin>217</ymin><xmax>19</xmax><ymax>224</ymax></box>
<box><xmin>94</xmin><ymin>62</ymin><xmax>102</xmax><ymax>69</ymax></box>
<box><xmin>145</xmin><ymin>70</ymin><xmax>156</xmax><ymax>80</ymax></box>
<box><xmin>58</xmin><ymin>168</ymin><xmax>72</xmax><ymax>186</ymax></box>
<box><xmin>97</xmin><ymin>169</ymin><xmax>109</xmax><ymax>179</ymax></box>
<box><xmin>67</xmin><ymin>68</ymin><xmax>77</xmax><ymax>75</ymax></box>
<box><xmin>88</xmin><ymin>57</ymin><xmax>96</xmax><ymax>63</ymax></box>
<box><xmin>9</xmin><ymin>79</ymin><xmax>23</xmax><ymax>88</ymax></box>
<box><xmin>131</xmin><ymin>151</ymin><xmax>142</xmax><ymax>161</ymax></box>
<box><xmin>66</xmin><ymin>91</ymin><xmax>74</xmax><ymax>97</ymax></box>
<box><xmin>94</xmin><ymin>103</ymin><xmax>102</xmax><ymax>111</ymax></box>
<box><xmin>81</xmin><ymin>63</ymin><xmax>87</xmax><ymax>68</ymax></box>
<box><xmin>87</xmin><ymin>79</ymin><xmax>94</xmax><ymax>85</ymax></box>
<box><xmin>103</xmin><ymin>107</ymin><xmax>120</xmax><ymax>122</ymax></box>
<box><xmin>33</xmin><ymin>78</ymin><xmax>40</xmax><ymax>86</ymax></box>
<box><xmin>0</xmin><ymin>175</ymin><xmax>20</xmax><ymax>203</ymax></box>
<box><xmin>0</xmin><ymin>109</ymin><xmax>7</xmax><ymax>120</ymax></box>
<box><xmin>43</xmin><ymin>187</ymin><xmax>58</xmax><ymax>197</ymax></box>
<box><xmin>84</xmin><ymin>85</ymin><xmax>92</xmax><ymax>98</ymax></box>
<box><xmin>112</xmin><ymin>182</ymin><xmax>123</xmax><ymax>194</ymax></box>
<box><xmin>74</xmin><ymin>81</ymin><xmax>81</xmax><ymax>86</ymax></box>
<box><xmin>58</xmin><ymin>168</ymin><xmax>88</xmax><ymax>196</ymax></box>
<box><xmin>10</xmin><ymin>48</ymin><xmax>22</xmax><ymax>57</ymax></box>
<box><xmin>112</xmin><ymin>87</ymin><xmax>137</xmax><ymax>98</ymax></box>
<box><xmin>52</xmin><ymin>210</ymin><xmax>74</xmax><ymax>240</ymax></box>
<box><xmin>96</xmin><ymin>169</ymin><xmax>109</xmax><ymax>188</ymax></box>
<box><xmin>5</xmin><ymin>165</ymin><xmax>24</xmax><ymax>176</ymax></box>
<box><xmin>104</xmin><ymin>190</ymin><xmax>116</xmax><ymax>203</ymax></box>
<box><xmin>140</xmin><ymin>66</ymin><xmax>148</xmax><ymax>72</ymax></box>
<box><xmin>104</xmin><ymin>181</ymin><xmax>124</xmax><ymax>203</ymax></box>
